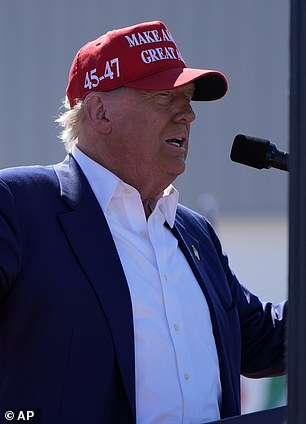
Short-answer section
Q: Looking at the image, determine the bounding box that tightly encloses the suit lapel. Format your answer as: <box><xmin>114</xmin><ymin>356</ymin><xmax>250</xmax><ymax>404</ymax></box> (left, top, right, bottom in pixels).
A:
<box><xmin>171</xmin><ymin>214</ymin><xmax>230</xmax><ymax>341</ymax></box>
<box><xmin>171</xmin><ymin>219</ymin><xmax>229</xmax><ymax>342</ymax></box>
<box><xmin>54</xmin><ymin>155</ymin><xmax>136</xmax><ymax>419</ymax></box>
<box><xmin>172</xmin><ymin>213</ymin><xmax>229</xmax><ymax>313</ymax></box>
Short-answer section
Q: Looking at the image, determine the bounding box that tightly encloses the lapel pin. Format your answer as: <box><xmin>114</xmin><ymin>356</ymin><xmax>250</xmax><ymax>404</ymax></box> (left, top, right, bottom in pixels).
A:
<box><xmin>191</xmin><ymin>244</ymin><xmax>201</xmax><ymax>261</ymax></box>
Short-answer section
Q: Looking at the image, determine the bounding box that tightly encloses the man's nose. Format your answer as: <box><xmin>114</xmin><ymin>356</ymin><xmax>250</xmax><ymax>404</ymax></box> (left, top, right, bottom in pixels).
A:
<box><xmin>173</xmin><ymin>101</ymin><xmax>196</xmax><ymax>123</ymax></box>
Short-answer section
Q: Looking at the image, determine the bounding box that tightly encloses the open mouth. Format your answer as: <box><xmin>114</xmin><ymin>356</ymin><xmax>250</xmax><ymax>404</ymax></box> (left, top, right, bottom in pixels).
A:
<box><xmin>165</xmin><ymin>137</ymin><xmax>184</xmax><ymax>147</ymax></box>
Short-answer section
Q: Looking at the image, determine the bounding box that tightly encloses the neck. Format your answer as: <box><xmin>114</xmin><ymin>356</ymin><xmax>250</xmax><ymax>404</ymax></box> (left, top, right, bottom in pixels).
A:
<box><xmin>142</xmin><ymin>200</ymin><xmax>152</xmax><ymax>219</ymax></box>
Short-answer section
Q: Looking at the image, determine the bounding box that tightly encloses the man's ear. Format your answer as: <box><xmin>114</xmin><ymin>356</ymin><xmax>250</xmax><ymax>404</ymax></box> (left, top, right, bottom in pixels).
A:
<box><xmin>84</xmin><ymin>93</ymin><xmax>112</xmax><ymax>134</ymax></box>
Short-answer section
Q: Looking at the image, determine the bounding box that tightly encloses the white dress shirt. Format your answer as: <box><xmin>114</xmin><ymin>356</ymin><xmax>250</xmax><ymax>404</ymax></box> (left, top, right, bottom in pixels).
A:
<box><xmin>72</xmin><ymin>147</ymin><xmax>222</xmax><ymax>424</ymax></box>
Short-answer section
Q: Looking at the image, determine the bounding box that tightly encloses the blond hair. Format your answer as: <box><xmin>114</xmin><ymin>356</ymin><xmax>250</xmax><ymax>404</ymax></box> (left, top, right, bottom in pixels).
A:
<box><xmin>55</xmin><ymin>97</ymin><xmax>86</xmax><ymax>152</ymax></box>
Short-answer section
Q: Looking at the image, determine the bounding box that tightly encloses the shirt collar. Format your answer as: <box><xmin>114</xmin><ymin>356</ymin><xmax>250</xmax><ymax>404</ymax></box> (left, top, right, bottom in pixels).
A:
<box><xmin>72</xmin><ymin>146</ymin><xmax>120</xmax><ymax>212</ymax></box>
<box><xmin>149</xmin><ymin>186</ymin><xmax>179</xmax><ymax>228</ymax></box>
<box><xmin>72</xmin><ymin>146</ymin><xmax>179</xmax><ymax>227</ymax></box>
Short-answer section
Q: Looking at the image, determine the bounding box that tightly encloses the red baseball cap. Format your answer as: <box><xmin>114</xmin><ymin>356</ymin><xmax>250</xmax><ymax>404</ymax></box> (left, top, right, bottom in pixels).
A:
<box><xmin>66</xmin><ymin>20</ymin><xmax>228</xmax><ymax>109</ymax></box>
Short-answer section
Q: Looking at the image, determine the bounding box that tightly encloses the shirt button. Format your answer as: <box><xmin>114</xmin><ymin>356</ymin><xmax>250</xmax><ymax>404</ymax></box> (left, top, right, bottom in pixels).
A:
<box><xmin>184</xmin><ymin>373</ymin><xmax>190</xmax><ymax>381</ymax></box>
<box><xmin>174</xmin><ymin>324</ymin><xmax>180</xmax><ymax>332</ymax></box>
<box><xmin>124</xmin><ymin>187</ymin><xmax>132</xmax><ymax>194</ymax></box>
<box><xmin>140</xmin><ymin>230</ymin><xmax>147</xmax><ymax>238</ymax></box>
<box><xmin>163</xmin><ymin>274</ymin><xmax>168</xmax><ymax>282</ymax></box>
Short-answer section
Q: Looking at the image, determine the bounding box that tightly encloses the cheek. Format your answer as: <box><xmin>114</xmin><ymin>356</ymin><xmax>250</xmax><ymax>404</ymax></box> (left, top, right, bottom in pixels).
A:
<box><xmin>114</xmin><ymin>108</ymin><xmax>164</xmax><ymax>157</ymax></box>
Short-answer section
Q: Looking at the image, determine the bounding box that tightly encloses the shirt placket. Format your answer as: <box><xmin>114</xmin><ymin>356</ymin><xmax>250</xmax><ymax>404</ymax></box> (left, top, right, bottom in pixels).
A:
<box><xmin>148</xmin><ymin>205</ymin><xmax>199</xmax><ymax>423</ymax></box>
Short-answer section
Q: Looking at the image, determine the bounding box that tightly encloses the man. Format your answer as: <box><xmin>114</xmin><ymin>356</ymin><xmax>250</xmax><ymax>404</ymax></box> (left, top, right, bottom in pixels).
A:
<box><xmin>0</xmin><ymin>20</ymin><xmax>286</xmax><ymax>424</ymax></box>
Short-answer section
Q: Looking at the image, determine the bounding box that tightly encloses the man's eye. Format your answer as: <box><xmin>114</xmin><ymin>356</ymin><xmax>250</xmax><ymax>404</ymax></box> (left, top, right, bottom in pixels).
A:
<box><xmin>158</xmin><ymin>91</ymin><xmax>171</xmax><ymax>97</ymax></box>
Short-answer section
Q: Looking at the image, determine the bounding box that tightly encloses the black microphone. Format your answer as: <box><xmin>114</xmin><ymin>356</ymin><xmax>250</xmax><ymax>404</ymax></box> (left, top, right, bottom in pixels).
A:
<box><xmin>230</xmin><ymin>134</ymin><xmax>289</xmax><ymax>172</ymax></box>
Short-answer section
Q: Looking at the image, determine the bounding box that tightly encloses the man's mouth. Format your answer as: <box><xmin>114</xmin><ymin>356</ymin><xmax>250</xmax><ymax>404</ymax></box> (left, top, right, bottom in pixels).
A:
<box><xmin>165</xmin><ymin>137</ymin><xmax>184</xmax><ymax>147</ymax></box>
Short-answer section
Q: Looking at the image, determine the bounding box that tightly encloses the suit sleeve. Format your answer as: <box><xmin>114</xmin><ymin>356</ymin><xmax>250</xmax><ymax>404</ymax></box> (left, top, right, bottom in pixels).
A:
<box><xmin>0</xmin><ymin>178</ymin><xmax>22</xmax><ymax>301</ymax></box>
<box><xmin>206</xmin><ymin>219</ymin><xmax>287</xmax><ymax>378</ymax></box>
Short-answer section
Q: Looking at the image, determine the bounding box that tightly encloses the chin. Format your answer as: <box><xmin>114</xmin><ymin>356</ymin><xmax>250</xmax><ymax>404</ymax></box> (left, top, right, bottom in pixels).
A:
<box><xmin>169</xmin><ymin>165</ymin><xmax>186</xmax><ymax>181</ymax></box>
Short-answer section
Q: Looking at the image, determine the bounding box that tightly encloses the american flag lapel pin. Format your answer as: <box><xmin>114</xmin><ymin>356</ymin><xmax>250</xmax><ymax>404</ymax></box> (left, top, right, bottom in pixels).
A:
<box><xmin>191</xmin><ymin>244</ymin><xmax>200</xmax><ymax>261</ymax></box>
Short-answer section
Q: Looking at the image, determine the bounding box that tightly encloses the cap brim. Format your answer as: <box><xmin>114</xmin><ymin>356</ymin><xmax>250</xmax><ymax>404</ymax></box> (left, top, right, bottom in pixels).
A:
<box><xmin>124</xmin><ymin>67</ymin><xmax>228</xmax><ymax>101</ymax></box>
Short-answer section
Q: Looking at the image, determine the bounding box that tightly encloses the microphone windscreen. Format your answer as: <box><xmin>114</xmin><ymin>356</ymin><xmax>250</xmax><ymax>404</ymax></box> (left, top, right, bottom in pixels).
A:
<box><xmin>230</xmin><ymin>134</ymin><xmax>270</xmax><ymax>169</ymax></box>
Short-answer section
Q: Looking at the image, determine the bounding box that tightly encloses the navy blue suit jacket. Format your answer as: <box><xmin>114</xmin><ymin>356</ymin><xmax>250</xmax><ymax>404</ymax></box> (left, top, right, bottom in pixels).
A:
<box><xmin>0</xmin><ymin>155</ymin><xmax>286</xmax><ymax>423</ymax></box>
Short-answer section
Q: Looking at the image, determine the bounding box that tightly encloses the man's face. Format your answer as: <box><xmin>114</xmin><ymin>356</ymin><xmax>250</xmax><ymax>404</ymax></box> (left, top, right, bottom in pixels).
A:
<box><xmin>99</xmin><ymin>83</ymin><xmax>196</xmax><ymax>198</ymax></box>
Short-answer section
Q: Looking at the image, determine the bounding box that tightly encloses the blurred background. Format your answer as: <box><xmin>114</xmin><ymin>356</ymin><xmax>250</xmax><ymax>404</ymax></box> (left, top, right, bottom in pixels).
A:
<box><xmin>0</xmin><ymin>0</ymin><xmax>289</xmax><ymax>414</ymax></box>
